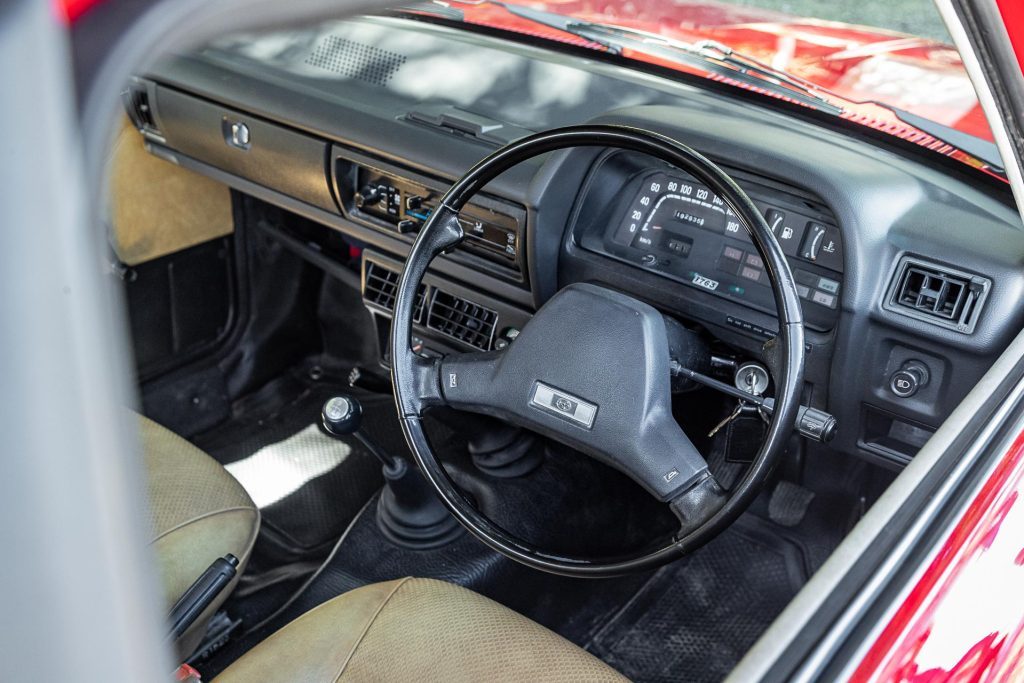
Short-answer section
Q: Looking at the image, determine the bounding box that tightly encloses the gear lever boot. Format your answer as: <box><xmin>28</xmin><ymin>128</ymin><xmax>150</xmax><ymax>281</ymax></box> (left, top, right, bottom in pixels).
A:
<box><xmin>321</xmin><ymin>395</ymin><xmax>462</xmax><ymax>549</ymax></box>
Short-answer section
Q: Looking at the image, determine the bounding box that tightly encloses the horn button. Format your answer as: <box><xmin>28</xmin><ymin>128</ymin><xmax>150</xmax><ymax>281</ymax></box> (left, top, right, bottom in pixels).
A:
<box><xmin>440</xmin><ymin>283</ymin><xmax>709</xmax><ymax>501</ymax></box>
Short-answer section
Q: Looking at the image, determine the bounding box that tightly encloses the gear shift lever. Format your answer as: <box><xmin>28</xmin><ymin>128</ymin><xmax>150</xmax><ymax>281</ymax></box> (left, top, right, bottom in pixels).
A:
<box><xmin>322</xmin><ymin>395</ymin><xmax>462</xmax><ymax>549</ymax></box>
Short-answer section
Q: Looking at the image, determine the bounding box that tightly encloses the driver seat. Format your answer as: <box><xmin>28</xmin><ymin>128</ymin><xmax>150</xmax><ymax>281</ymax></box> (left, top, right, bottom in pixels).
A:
<box><xmin>212</xmin><ymin>577</ymin><xmax>626</xmax><ymax>682</ymax></box>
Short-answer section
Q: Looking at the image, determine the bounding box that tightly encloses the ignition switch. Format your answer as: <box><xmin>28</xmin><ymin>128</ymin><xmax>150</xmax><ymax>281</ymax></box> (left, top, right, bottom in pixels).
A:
<box><xmin>734</xmin><ymin>362</ymin><xmax>770</xmax><ymax>397</ymax></box>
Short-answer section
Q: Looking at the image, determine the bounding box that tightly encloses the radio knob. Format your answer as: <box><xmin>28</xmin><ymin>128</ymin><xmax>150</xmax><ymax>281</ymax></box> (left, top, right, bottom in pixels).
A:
<box><xmin>355</xmin><ymin>185</ymin><xmax>380</xmax><ymax>208</ymax></box>
<box><xmin>405</xmin><ymin>195</ymin><xmax>423</xmax><ymax>211</ymax></box>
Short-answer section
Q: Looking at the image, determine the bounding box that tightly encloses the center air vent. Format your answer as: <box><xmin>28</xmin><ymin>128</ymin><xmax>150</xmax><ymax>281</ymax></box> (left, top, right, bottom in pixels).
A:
<box><xmin>363</xmin><ymin>262</ymin><xmax>425</xmax><ymax>322</ymax></box>
<box><xmin>427</xmin><ymin>291</ymin><xmax>497</xmax><ymax>351</ymax></box>
<box><xmin>304</xmin><ymin>37</ymin><xmax>406</xmax><ymax>86</ymax></box>
<box><xmin>885</xmin><ymin>256</ymin><xmax>990</xmax><ymax>334</ymax></box>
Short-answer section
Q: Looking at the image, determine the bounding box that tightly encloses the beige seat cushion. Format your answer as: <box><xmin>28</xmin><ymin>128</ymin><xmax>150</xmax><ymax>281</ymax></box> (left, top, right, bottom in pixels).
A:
<box><xmin>139</xmin><ymin>414</ymin><xmax>259</xmax><ymax>655</ymax></box>
<box><xmin>213</xmin><ymin>577</ymin><xmax>627</xmax><ymax>682</ymax></box>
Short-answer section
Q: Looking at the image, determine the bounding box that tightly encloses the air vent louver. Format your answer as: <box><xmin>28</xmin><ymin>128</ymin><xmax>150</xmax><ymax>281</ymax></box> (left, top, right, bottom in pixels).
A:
<box><xmin>125</xmin><ymin>85</ymin><xmax>159</xmax><ymax>134</ymax></box>
<box><xmin>427</xmin><ymin>291</ymin><xmax>497</xmax><ymax>351</ymax></box>
<box><xmin>886</xmin><ymin>257</ymin><xmax>990</xmax><ymax>334</ymax></box>
<box><xmin>363</xmin><ymin>262</ymin><xmax>425</xmax><ymax>322</ymax></box>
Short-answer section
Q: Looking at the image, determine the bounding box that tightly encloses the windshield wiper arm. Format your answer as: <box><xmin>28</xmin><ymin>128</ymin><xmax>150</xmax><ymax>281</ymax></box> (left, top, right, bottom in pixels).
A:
<box><xmin>404</xmin><ymin>1</ymin><xmax>1002</xmax><ymax>171</ymax></box>
<box><xmin>477</xmin><ymin>1</ymin><xmax>842</xmax><ymax>113</ymax></box>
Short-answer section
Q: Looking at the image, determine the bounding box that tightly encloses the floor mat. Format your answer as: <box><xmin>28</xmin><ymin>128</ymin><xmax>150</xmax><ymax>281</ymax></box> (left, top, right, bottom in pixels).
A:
<box><xmin>586</xmin><ymin>517</ymin><xmax>807</xmax><ymax>683</ymax></box>
<box><xmin>193</xmin><ymin>368</ymin><xmax>394</xmax><ymax>554</ymax></box>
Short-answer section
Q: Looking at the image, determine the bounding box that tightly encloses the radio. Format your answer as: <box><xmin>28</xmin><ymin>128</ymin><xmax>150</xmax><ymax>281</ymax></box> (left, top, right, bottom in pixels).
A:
<box><xmin>334</xmin><ymin>150</ymin><xmax>525</xmax><ymax>277</ymax></box>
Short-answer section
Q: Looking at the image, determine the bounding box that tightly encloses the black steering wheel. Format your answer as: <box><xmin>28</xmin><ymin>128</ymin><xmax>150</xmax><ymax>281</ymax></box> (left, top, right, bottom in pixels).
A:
<box><xmin>391</xmin><ymin>125</ymin><xmax>805</xmax><ymax>577</ymax></box>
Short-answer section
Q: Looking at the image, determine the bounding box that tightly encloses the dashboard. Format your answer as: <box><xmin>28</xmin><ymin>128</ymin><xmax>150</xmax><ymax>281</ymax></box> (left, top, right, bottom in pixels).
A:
<box><xmin>129</xmin><ymin>15</ymin><xmax>1024</xmax><ymax>469</ymax></box>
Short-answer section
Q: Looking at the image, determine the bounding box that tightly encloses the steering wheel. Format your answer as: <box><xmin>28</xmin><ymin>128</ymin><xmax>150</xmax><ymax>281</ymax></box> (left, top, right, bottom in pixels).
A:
<box><xmin>391</xmin><ymin>125</ymin><xmax>805</xmax><ymax>577</ymax></box>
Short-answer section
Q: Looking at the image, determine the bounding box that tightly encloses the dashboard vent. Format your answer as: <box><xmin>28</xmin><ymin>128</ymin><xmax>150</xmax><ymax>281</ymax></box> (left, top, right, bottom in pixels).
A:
<box><xmin>363</xmin><ymin>262</ymin><xmax>425</xmax><ymax>322</ymax></box>
<box><xmin>124</xmin><ymin>84</ymin><xmax>160</xmax><ymax>134</ymax></box>
<box><xmin>427</xmin><ymin>290</ymin><xmax>497</xmax><ymax>351</ymax></box>
<box><xmin>304</xmin><ymin>37</ymin><xmax>406</xmax><ymax>86</ymax></box>
<box><xmin>885</xmin><ymin>256</ymin><xmax>990</xmax><ymax>334</ymax></box>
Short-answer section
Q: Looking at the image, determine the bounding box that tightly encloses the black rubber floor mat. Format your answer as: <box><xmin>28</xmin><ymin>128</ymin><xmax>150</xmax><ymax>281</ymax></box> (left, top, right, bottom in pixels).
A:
<box><xmin>587</xmin><ymin>517</ymin><xmax>807</xmax><ymax>683</ymax></box>
<box><xmin>193</xmin><ymin>370</ymin><xmax>395</xmax><ymax>554</ymax></box>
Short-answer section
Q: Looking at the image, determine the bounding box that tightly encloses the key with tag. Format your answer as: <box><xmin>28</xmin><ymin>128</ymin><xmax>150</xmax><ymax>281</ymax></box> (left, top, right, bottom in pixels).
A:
<box><xmin>708</xmin><ymin>401</ymin><xmax>745</xmax><ymax>438</ymax></box>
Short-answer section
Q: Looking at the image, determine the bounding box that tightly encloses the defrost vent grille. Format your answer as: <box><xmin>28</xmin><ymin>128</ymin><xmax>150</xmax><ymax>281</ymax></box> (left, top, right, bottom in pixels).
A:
<box><xmin>364</xmin><ymin>262</ymin><xmax>425</xmax><ymax>322</ymax></box>
<box><xmin>885</xmin><ymin>256</ymin><xmax>990</xmax><ymax>334</ymax></box>
<box><xmin>304</xmin><ymin>37</ymin><xmax>406</xmax><ymax>86</ymax></box>
<box><xmin>427</xmin><ymin>290</ymin><xmax>497</xmax><ymax>351</ymax></box>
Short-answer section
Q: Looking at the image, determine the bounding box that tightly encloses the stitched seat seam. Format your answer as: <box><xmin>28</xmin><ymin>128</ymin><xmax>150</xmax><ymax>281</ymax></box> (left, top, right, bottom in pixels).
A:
<box><xmin>332</xmin><ymin>577</ymin><xmax>414</xmax><ymax>682</ymax></box>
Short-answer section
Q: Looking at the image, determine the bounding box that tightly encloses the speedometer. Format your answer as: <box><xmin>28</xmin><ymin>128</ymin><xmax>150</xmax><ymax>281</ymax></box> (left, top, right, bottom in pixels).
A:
<box><xmin>611</xmin><ymin>172</ymin><xmax>745</xmax><ymax>253</ymax></box>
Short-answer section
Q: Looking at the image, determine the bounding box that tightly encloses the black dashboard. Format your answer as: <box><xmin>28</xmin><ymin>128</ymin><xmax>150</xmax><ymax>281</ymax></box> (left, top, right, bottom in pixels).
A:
<box><xmin>129</xmin><ymin>14</ymin><xmax>1024</xmax><ymax>469</ymax></box>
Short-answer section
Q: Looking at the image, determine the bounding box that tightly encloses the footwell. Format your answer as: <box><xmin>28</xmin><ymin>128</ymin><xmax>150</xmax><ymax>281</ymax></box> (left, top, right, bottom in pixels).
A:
<box><xmin>586</xmin><ymin>516</ymin><xmax>807</xmax><ymax>683</ymax></box>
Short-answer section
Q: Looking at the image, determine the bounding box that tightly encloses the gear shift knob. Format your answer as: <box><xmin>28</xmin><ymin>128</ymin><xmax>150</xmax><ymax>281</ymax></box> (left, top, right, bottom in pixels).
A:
<box><xmin>322</xmin><ymin>395</ymin><xmax>399</xmax><ymax>471</ymax></box>
<box><xmin>318</xmin><ymin>394</ymin><xmax>461</xmax><ymax>549</ymax></box>
<box><xmin>322</xmin><ymin>396</ymin><xmax>363</xmax><ymax>436</ymax></box>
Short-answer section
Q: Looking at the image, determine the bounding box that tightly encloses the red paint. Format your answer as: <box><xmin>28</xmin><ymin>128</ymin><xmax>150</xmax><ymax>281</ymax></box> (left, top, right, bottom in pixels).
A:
<box><xmin>54</xmin><ymin>0</ymin><xmax>105</xmax><ymax>24</ymax></box>
<box><xmin>996</xmin><ymin>0</ymin><xmax>1024</xmax><ymax>78</ymax></box>
<box><xmin>443</xmin><ymin>1</ymin><xmax>1001</xmax><ymax>176</ymax></box>
<box><xmin>848</xmin><ymin>428</ymin><xmax>1024</xmax><ymax>682</ymax></box>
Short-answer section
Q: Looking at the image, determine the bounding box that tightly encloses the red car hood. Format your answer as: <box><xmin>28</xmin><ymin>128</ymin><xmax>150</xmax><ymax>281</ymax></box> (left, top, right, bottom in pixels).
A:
<box><xmin>446</xmin><ymin>0</ymin><xmax>998</xmax><ymax>175</ymax></box>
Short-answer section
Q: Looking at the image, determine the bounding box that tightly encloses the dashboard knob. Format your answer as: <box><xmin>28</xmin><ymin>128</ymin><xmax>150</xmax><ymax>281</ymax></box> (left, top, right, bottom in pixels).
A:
<box><xmin>355</xmin><ymin>185</ymin><xmax>381</xmax><ymax>208</ymax></box>
<box><xmin>889</xmin><ymin>360</ymin><xmax>930</xmax><ymax>398</ymax></box>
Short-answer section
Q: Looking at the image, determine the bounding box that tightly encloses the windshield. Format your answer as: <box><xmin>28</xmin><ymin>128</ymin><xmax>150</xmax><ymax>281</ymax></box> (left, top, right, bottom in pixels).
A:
<box><xmin>414</xmin><ymin>0</ymin><xmax>1000</xmax><ymax>176</ymax></box>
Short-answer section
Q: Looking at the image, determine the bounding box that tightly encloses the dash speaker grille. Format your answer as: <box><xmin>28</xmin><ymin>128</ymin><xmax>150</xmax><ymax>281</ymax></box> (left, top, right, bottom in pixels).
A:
<box><xmin>304</xmin><ymin>36</ymin><xmax>407</xmax><ymax>85</ymax></box>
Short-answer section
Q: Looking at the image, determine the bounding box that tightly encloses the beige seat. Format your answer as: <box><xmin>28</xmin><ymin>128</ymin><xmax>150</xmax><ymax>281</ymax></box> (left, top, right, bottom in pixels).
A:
<box><xmin>139</xmin><ymin>414</ymin><xmax>260</xmax><ymax>656</ymax></box>
<box><xmin>213</xmin><ymin>577</ymin><xmax>626</xmax><ymax>682</ymax></box>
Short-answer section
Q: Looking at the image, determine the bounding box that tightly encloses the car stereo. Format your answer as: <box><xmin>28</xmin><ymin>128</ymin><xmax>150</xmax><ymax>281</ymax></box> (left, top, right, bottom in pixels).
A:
<box><xmin>333</xmin><ymin>148</ymin><xmax>526</xmax><ymax>280</ymax></box>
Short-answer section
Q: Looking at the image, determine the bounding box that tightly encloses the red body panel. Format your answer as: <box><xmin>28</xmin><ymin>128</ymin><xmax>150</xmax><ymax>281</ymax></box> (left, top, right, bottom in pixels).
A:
<box><xmin>997</xmin><ymin>0</ymin><xmax>1024</xmax><ymax>79</ymax></box>
<box><xmin>451</xmin><ymin>1</ymin><xmax>998</xmax><ymax>175</ymax></box>
<box><xmin>849</xmin><ymin>428</ymin><xmax>1024</xmax><ymax>682</ymax></box>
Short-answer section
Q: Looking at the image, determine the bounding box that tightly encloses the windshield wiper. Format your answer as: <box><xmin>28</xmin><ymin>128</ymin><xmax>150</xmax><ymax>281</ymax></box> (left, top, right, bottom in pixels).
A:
<box><xmin>445</xmin><ymin>0</ymin><xmax>842</xmax><ymax>114</ymax></box>
<box><xmin>400</xmin><ymin>1</ymin><xmax>1002</xmax><ymax>172</ymax></box>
